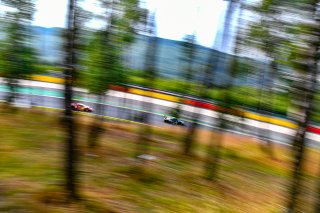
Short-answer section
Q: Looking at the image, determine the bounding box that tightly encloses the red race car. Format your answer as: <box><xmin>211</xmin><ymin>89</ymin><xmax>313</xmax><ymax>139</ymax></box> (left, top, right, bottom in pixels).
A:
<box><xmin>71</xmin><ymin>103</ymin><xmax>93</xmax><ymax>112</ymax></box>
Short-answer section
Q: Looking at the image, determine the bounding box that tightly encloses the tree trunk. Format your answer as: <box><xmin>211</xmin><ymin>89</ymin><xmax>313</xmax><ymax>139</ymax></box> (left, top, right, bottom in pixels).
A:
<box><xmin>135</xmin><ymin>101</ymin><xmax>152</xmax><ymax>158</ymax></box>
<box><xmin>64</xmin><ymin>0</ymin><xmax>78</xmax><ymax>200</ymax></box>
<box><xmin>286</xmin><ymin>51</ymin><xmax>318</xmax><ymax>213</ymax></box>
<box><xmin>205</xmin><ymin>113</ymin><xmax>225</xmax><ymax>180</ymax></box>
<box><xmin>204</xmin><ymin>0</ymin><xmax>244</xmax><ymax>180</ymax></box>
<box><xmin>257</xmin><ymin>59</ymin><xmax>277</xmax><ymax>158</ymax></box>
<box><xmin>6</xmin><ymin>78</ymin><xmax>17</xmax><ymax>104</ymax></box>
<box><xmin>287</xmin><ymin>1</ymin><xmax>320</xmax><ymax>211</ymax></box>
<box><xmin>287</xmin><ymin>107</ymin><xmax>312</xmax><ymax>212</ymax></box>
<box><xmin>88</xmin><ymin>94</ymin><xmax>105</xmax><ymax>148</ymax></box>
<box><xmin>187</xmin><ymin>80</ymin><xmax>221</xmax><ymax>162</ymax></box>
<box><xmin>135</xmin><ymin>12</ymin><xmax>157</xmax><ymax>160</ymax></box>
<box><xmin>183</xmin><ymin>107</ymin><xmax>200</xmax><ymax>155</ymax></box>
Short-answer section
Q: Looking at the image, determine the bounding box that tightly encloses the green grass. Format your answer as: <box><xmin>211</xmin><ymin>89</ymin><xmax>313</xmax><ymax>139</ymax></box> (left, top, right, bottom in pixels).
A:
<box><xmin>0</xmin><ymin>107</ymin><xmax>319</xmax><ymax>212</ymax></box>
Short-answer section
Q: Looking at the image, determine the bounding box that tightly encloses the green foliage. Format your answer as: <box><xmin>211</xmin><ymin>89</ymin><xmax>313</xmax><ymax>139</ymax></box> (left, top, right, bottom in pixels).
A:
<box><xmin>84</xmin><ymin>31</ymin><xmax>125</xmax><ymax>94</ymax></box>
<box><xmin>82</xmin><ymin>0</ymin><xmax>144</xmax><ymax>94</ymax></box>
<box><xmin>260</xmin><ymin>0</ymin><xmax>273</xmax><ymax>12</ymax></box>
<box><xmin>234</xmin><ymin>59</ymin><xmax>255</xmax><ymax>76</ymax></box>
<box><xmin>118</xmin><ymin>0</ymin><xmax>145</xmax><ymax>43</ymax></box>
<box><xmin>0</xmin><ymin>41</ymin><xmax>37</xmax><ymax>79</ymax></box>
<box><xmin>0</xmin><ymin>0</ymin><xmax>37</xmax><ymax>80</ymax></box>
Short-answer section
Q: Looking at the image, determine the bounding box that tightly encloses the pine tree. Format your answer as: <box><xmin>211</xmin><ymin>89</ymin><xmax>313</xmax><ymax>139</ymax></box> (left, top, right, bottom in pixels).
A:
<box><xmin>84</xmin><ymin>0</ymin><xmax>144</xmax><ymax>148</ymax></box>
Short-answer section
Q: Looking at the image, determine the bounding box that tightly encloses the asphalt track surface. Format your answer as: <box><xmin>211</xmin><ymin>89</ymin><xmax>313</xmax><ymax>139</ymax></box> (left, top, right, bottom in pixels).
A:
<box><xmin>0</xmin><ymin>82</ymin><xmax>319</xmax><ymax>147</ymax></box>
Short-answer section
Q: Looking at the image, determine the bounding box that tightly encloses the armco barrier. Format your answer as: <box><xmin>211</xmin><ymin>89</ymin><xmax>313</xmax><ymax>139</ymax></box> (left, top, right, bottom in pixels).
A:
<box><xmin>31</xmin><ymin>75</ymin><xmax>64</xmax><ymax>84</ymax></box>
<box><xmin>29</xmin><ymin>74</ymin><xmax>320</xmax><ymax>135</ymax></box>
<box><xmin>128</xmin><ymin>88</ymin><xmax>181</xmax><ymax>103</ymax></box>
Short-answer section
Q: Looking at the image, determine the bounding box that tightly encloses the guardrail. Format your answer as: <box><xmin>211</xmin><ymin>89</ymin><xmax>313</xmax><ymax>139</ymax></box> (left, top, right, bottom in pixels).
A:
<box><xmin>29</xmin><ymin>74</ymin><xmax>320</xmax><ymax>133</ymax></box>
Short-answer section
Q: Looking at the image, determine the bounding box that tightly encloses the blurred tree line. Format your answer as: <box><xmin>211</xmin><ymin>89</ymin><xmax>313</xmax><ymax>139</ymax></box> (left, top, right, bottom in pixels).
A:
<box><xmin>0</xmin><ymin>0</ymin><xmax>37</xmax><ymax>103</ymax></box>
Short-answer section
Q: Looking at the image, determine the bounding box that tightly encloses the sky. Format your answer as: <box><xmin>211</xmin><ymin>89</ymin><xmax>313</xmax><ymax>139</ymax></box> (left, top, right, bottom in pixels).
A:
<box><xmin>32</xmin><ymin>0</ymin><xmax>230</xmax><ymax>48</ymax></box>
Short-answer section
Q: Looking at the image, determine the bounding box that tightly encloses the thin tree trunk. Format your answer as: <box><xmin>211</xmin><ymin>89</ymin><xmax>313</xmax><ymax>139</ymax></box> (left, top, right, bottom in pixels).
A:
<box><xmin>205</xmin><ymin>113</ymin><xmax>225</xmax><ymax>180</ymax></box>
<box><xmin>180</xmin><ymin>34</ymin><xmax>198</xmax><ymax>156</ymax></box>
<box><xmin>135</xmin><ymin>100</ymin><xmax>152</xmax><ymax>158</ymax></box>
<box><xmin>117</xmin><ymin>91</ymin><xmax>127</xmax><ymax>119</ymax></box>
<box><xmin>6</xmin><ymin>78</ymin><xmax>17</xmax><ymax>104</ymax></box>
<box><xmin>287</xmin><ymin>1</ymin><xmax>320</xmax><ymax>211</ymax></box>
<box><xmin>183</xmin><ymin>106</ymin><xmax>200</xmax><ymax>155</ymax></box>
<box><xmin>123</xmin><ymin>89</ymin><xmax>128</xmax><ymax>119</ymax></box>
<box><xmin>135</xmin><ymin>12</ymin><xmax>157</xmax><ymax>160</ymax></box>
<box><xmin>257</xmin><ymin>59</ymin><xmax>277</xmax><ymax>158</ymax></box>
<box><xmin>184</xmin><ymin>52</ymin><xmax>217</xmax><ymax>158</ymax></box>
<box><xmin>204</xmin><ymin>0</ymin><xmax>242</xmax><ymax>180</ymax></box>
<box><xmin>287</xmin><ymin>96</ymin><xmax>314</xmax><ymax>212</ymax></box>
<box><xmin>88</xmin><ymin>94</ymin><xmax>105</xmax><ymax>148</ymax></box>
<box><xmin>287</xmin><ymin>44</ymin><xmax>318</xmax><ymax>213</ymax></box>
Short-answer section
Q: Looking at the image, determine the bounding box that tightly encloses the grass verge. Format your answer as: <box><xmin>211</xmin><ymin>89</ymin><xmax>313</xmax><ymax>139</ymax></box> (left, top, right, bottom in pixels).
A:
<box><xmin>0</xmin><ymin>107</ymin><xmax>319</xmax><ymax>212</ymax></box>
